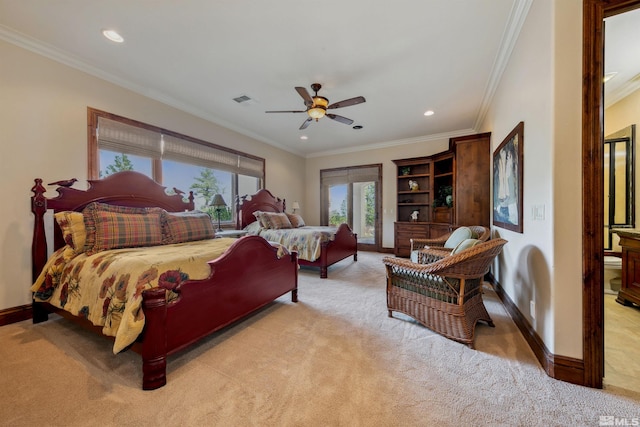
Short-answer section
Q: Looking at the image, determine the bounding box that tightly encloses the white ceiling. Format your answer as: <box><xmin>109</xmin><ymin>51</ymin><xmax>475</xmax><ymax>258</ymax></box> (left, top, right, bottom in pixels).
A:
<box><xmin>0</xmin><ymin>1</ymin><xmax>637</xmax><ymax>157</ymax></box>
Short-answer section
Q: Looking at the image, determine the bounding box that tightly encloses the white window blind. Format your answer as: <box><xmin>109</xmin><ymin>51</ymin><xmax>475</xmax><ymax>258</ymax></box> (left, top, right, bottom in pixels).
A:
<box><xmin>162</xmin><ymin>134</ymin><xmax>264</xmax><ymax>179</ymax></box>
<box><xmin>320</xmin><ymin>166</ymin><xmax>380</xmax><ymax>185</ymax></box>
<box><xmin>97</xmin><ymin>117</ymin><xmax>162</xmax><ymax>158</ymax></box>
<box><xmin>97</xmin><ymin>116</ymin><xmax>264</xmax><ymax>179</ymax></box>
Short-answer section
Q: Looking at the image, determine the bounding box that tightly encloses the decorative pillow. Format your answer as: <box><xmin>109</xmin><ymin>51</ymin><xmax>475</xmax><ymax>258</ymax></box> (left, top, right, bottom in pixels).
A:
<box><xmin>286</xmin><ymin>213</ymin><xmax>306</xmax><ymax>228</ymax></box>
<box><xmin>91</xmin><ymin>210</ymin><xmax>163</xmax><ymax>254</ymax></box>
<box><xmin>162</xmin><ymin>210</ymin><xmax>215</xmax><ymax>244</ymax></box>
<box><xmin>451</xmin><ymin>238</ymin><xmax>481</xmax><ymax>255</ymax></box>
<box><xmin>256</xmin><ymin>211</ymin><xmax>292</xmax><ymax>229</ymax></box>
<box><xmin>253</xmin><ymin>211</ymin><xmax>292</xmax><ymax>230</ymax></box>
<box><xmin>244</xmin><ymin>220</ymin><xmax>263</xmax><ymax>235</ymax></box>
<box><xmin>252</xmin><ymin>210</ymin><xmax>266</xmax><ymax>227</ymax></box>
<box><xmin>83</xmin><ymin>202</ymin><xmax>163</xmax><ymax>254</ymax></box>
<box><xmin>54</xmin><ymin>211</ymin><xmax>87</xmax><ymax>260</ymax></box>
<box><xmin>444</xmin><ymin>226</ymin><xmax>473</xmax><ymax>249</ymax></box>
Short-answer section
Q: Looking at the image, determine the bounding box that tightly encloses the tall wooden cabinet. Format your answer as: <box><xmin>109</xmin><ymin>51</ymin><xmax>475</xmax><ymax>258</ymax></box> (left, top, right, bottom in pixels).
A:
<box><xmin>450</xmin><ymin>133</ymin><xmax>491</xmax><ymax>227</ymax></box>
<box><xmin>393</xmin><ymin>132</ymin><xmax>490</xmax><ymax>257</ymax></box>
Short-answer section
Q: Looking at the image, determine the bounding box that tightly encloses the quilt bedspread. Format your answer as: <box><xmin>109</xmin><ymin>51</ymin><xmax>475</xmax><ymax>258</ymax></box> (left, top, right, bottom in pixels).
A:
<box><xmin>31</xmin><ymin>238</ymin><xmax>236</xmax><ymax>353</ymax></box>
<box><xmin>257</xmin><ymin>226</ymin><xmax>336</xmax><ymax>262</ymax></box>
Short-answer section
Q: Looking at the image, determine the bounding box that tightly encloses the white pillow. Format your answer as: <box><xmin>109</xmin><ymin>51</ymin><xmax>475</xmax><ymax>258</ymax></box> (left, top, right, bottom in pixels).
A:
<box><xmin>451</xmin><ymin>238</ymin><xmax>481</xmax><ymax>255</ymax></box>
<box><xmin>444</xmin><ymin>227</ymin><xmax>473</xmax><ymax>249</ymax></box>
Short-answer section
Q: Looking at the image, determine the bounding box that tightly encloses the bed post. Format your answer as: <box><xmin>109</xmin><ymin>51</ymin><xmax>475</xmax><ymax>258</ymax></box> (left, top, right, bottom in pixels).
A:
<box><xmin>141</xmin><ymin>288</ymin><xmax>168</xmax><ymax>390</ymax></box>
<box><xmin>31</xmin><ymin>179</ymin><xmax>49</xmax><ymax>323</ymax></box>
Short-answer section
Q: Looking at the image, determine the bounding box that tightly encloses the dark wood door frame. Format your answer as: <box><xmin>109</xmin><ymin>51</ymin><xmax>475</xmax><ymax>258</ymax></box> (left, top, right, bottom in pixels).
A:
<box><xmin>583</xmin><ymin>0</ymin><xmax>640</xmax><ymax>389</ymax></box>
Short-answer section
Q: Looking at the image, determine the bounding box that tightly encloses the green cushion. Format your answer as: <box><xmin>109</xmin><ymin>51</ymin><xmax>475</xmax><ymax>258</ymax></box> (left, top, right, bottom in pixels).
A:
<box><xmin>451</xmin><ymin>238</ymin><xmax>481</xmax><ymax>255</ymax></box>
<box><xmin>444</xmin><ymin>226</ymin><xmax>473</xmax><ymax>249</ymax></box>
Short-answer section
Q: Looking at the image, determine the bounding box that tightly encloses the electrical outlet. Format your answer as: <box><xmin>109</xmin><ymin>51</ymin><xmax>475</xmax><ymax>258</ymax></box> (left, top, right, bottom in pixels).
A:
<box><xmin>530</xmin><ymin>300</ymin><xmax>536</xmax><ymax>319</ymax></box>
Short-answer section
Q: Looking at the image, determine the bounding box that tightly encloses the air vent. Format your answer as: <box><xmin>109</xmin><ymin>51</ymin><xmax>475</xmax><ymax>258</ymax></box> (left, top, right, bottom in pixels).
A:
<box><xmin>233</xmin><ymin>95</ymin><xmax>252</xmax><ymax>103</ymax></box>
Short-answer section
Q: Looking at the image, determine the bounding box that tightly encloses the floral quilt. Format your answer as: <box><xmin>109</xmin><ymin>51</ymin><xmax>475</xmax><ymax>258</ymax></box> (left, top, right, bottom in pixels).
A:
<box><xmin>257</xmin><ymin>226</ymin><xmax>336</xmax><ymax>262</ymax></box>
<box><xmin>31</xmin><ymin>238</ymin><xmax>236</xmax><ymax>353</ymax></box>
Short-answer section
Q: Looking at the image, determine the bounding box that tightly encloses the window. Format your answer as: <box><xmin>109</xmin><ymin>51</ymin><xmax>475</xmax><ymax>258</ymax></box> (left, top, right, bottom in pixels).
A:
<box><xmin>88</xmin><ymin>108</ymin><xmax>264</xmax><ymax>224</ymax></box>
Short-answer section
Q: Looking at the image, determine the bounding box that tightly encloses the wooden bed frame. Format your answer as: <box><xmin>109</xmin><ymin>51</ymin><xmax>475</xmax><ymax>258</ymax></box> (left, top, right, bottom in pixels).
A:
<box><xmin>235</xmin><ymin>188</ymin><xmax>357</xmax><ymax>279</ymax></box>
<box><xmin>31</xmin><ymin>171</ymin><xmax>298</xmax><ymax>390</ymax></box>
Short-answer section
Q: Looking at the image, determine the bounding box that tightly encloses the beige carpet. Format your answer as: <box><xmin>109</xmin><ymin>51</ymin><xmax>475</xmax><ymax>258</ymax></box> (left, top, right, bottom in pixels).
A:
<box><xmin>1</xmin><ymin>251</ymin><xmax>639</xmax><ymax>426</ymax></box>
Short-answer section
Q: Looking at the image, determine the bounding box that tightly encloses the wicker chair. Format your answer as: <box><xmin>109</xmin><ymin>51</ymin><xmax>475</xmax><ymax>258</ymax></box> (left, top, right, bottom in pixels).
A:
<box><xmin>383</xmin><ymin>238</ymin><xmax>507</xmax><ymax>348</ymax></box>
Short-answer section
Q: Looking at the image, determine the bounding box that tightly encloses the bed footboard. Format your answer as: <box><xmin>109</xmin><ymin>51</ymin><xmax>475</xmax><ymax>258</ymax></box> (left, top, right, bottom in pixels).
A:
<box><xmin>298</xmin><ymin>223</ymin><xmax>358</xmax><ymax>278</ymax></box>
<box><xmin>138</xmin><ymin>236</ymin><xmax>298</xmax><ymax>390</ymax></box>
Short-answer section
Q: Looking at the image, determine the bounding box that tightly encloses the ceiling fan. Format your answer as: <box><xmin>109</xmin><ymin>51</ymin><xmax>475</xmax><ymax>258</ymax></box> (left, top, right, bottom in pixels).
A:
<box><xmin>266</xmin><ymin>83</ymin><xmax>366</xmax><ymax>130</ymax></box>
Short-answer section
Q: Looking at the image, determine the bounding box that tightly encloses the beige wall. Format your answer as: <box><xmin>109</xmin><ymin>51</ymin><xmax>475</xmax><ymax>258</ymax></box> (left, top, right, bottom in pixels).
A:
<box><xmin>0</xmin><ymin>39</ymin><xmax>306</xmax><ymax>311</ymax></box>
<box><xmin>477</xmin><ymin>0</ymin><xmax>583</xmax><ymax>357</ymax></box>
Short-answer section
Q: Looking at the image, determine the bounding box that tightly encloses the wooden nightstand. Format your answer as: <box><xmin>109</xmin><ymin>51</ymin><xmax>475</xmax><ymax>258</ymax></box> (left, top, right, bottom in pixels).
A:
<box><xmin>215</xmin><ymin>229</ymin><xmax>248</xmax><ymax>238</ymax></box>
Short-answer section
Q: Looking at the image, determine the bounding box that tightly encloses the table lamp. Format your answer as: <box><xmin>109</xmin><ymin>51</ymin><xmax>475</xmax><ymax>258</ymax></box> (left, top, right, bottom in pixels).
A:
<box><xmin>212</xmin><ymin>194</ymin><xmax>227</xmax><ymax>232</ymax></box>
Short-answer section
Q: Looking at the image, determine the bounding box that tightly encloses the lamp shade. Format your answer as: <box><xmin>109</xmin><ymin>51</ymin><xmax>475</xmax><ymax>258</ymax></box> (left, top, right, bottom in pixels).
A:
<box><xmin>291</xmin><ymin>201</ymin><xmax>300</xmax><ymax>210</ymax></box>
<box><xmin>212</xmin><ymin>194</ymin><xmax>227</xmax><ymax>208</ymax></box>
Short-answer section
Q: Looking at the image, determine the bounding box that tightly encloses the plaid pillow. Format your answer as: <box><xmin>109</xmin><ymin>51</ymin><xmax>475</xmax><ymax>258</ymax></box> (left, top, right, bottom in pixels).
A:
<box><xmin>54</xmin><ymin>211</ymin><xmax>87</xmax><ymax>260</ymax></box>
<box><xmin>83</xmin><ymin>202</ymin><xmax>163</xmax><ymax>255</ymax></box>
<box><xmin>92</xmin><ymin>211</ymin><xmax>163</xmax><ymax>253</ymax></box>
<box><xmin>257</xmin><ymin>211</ymin><xmax>292</xmax><ymax>229</ymax></box>
<box><xmin>286</xmin><ymin>213</ymin><xmax>306</xmax><ymax>228</ymax></box>
<box><xmin>162</xmin><ymin>210</ymin><xmax>215</xmax><ymax>244</ymax></box>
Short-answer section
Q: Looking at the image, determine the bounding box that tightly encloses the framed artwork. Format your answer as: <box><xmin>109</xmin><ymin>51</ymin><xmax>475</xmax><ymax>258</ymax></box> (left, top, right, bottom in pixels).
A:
<box><xmin>493</xmin><ymin>121</ymin><xmax>524</xmax><ymax>233</ymax></box>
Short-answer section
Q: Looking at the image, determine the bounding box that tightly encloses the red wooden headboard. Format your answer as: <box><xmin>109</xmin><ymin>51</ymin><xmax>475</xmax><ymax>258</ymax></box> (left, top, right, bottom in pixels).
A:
<box><xmin>31</xmin><ymin>171</ymin><xmax>194</xmax><ymax>281</ymax></box>
<box><xmin>235</xmin><ymin>189</ymin><xmax>286</xmax><ymax>229</ymax></box>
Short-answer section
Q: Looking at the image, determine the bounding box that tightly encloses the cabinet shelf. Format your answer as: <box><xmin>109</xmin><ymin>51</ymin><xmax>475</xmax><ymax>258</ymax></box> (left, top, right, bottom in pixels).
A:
<box><xmin>398</xmin><ymin>174</ymin><xmax>430</xmax><ymax>179</ymax></box>
<box><xmin>398</xmin><ymin>190</ymin><xmax>429</xmax><ymax>195</ymax></box>
<box><xmin>434</xmin><ymin>172</ymin><xmax>453</xmax><ymax>178</ymax></box>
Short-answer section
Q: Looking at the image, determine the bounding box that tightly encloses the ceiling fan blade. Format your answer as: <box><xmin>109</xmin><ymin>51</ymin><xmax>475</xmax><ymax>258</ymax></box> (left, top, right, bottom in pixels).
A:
<box><xmin>295</xmin><ymin>87</ymin><xmax>314</xmax><ymax>107</ymax></box>
<box><xmin>326</xmin><ymin>113</ymin><xmax>354</xmax><ymax>125</ymax></box>
<box><xmin>265</xmin><ymin>110</ymin><xmax>307</xmax><ymax>113</ymax></box>
<box><xmin>299</xmin><ymin>117</ymin><xmax>313</xmax><ymax>130</ymax></box>
<box><xmin>327</xmin><ymin>96</ymin><xmax>366</xmax><ymax>109</ymax></box>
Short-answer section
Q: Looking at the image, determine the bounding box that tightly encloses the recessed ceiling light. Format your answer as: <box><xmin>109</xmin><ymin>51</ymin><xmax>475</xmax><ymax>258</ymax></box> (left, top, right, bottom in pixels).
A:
<box><xmin>300</xmin><ymin>135</ymin><xmax>308</xmax><ymax>140</ymax></box>
<box><xmin>424</xmin><ymin>110</ymin><xmax>435</xmax><ymax>116</ymax></box>
<box><xmin>102</xmin><ymin>30</ymin><xmax>124</xmax><ymax>43</ymax></box>
<box><xmin>603</xmin><ymin>72</ymin><xmax>618</xmax><ymax>83</ymax></box>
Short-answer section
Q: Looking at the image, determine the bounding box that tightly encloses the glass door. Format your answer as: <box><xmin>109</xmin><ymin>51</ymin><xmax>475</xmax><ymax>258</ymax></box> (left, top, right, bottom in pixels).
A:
<box><xmin>321</xmin><ymin>165</ymin><xmax>381</xmax><ymax>251</ymax></box>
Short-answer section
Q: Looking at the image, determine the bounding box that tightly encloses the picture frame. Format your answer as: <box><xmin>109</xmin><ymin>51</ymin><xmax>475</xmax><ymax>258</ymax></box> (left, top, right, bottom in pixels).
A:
<box><xmin>493</xmin><ymin>121</ymin><xmax>524</xmax><ymax>233</ymax></box>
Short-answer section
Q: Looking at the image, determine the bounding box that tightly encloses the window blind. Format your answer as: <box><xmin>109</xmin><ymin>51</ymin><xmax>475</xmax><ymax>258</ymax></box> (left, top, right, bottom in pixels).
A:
<box><xmin>320</xmin><ymin>166</ymin><xmax>380</xmax><ymax>185</ymax></box>
<box><xmin>162</xmin><ymin>134</ymin><xmax>264</xmax><ymax>179</ymax></box>
<box><xmin>97</xmin><ymin>117</ymin><xmax>162</xmax><ymax>158</ymax></box>
<box><xmin>97</xmin><ymin>116</ymin><xmax>264</xmax><ymax>179</ymax></box>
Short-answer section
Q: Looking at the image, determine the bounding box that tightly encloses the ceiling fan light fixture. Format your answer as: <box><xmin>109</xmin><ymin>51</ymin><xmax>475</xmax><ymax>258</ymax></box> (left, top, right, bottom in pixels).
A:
<box><xmin>308</xmin><ymin>96</ymin><xmax>328</xmax><ymax>120</ymax></box>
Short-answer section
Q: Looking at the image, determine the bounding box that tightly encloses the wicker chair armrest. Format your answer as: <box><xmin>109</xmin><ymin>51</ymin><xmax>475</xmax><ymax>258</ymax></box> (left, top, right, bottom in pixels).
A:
<box><xmin>417</xmin><ymin>247</ymin><xmax>453</xmax><ymax>264</ymax></box>
<box><xmin>410</xmin><ymin>237</ymin><xmax>448</xmax><ymax>251</ymax></box>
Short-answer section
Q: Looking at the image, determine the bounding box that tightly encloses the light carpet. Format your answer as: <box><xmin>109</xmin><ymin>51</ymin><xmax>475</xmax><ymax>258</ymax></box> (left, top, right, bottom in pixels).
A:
<box><xmin>1</xmin><ymin>251</ymin><xmax>639</xmax><ymax>426</ymax></box>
